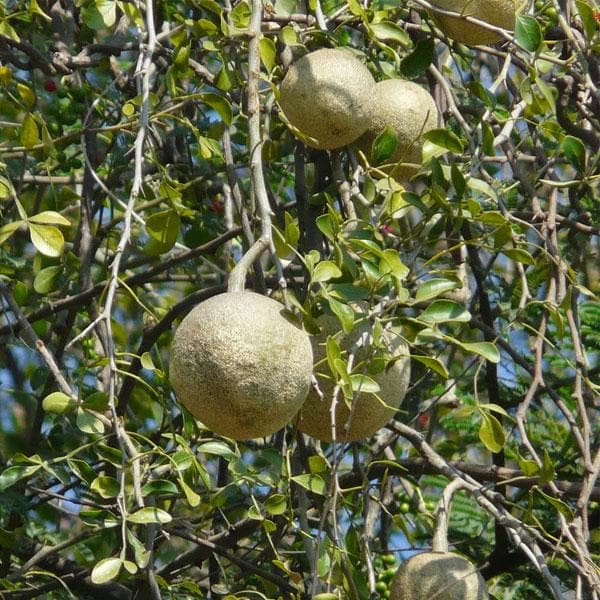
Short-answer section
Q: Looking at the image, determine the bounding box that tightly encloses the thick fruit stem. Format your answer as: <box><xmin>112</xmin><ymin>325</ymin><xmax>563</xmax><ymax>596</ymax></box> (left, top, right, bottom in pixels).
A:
<box><xmin>432</xmin><ymin>479</ymin><xmax>465</xmax><ymax>553</ymax></box>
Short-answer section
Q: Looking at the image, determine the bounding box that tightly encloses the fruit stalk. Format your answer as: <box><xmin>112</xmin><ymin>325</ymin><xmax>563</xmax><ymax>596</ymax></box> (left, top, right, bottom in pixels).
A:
<box><xmin>431</xmin><ymin>478</ymin><xmax>465</xmax><ymax>553</ymax></box>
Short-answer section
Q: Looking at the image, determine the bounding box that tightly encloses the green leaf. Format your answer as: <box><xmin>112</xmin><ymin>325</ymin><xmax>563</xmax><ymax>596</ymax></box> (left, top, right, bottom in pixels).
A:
<box><xmin>576</xmin><ymin>0</ymin><xmax>597</xmax><ymax>39</ymax></box>
<box><xmin>76</xmin><ymin>408</ymin><xmax>105</xmax><ymax>434</ymax></box>
<box><xmin>0</xmin><ymin>220</ymin><xmax>24</xmax><ymax>245</ymax></box>
<box><xmin>371</xmin><ymin>126</ymin><xmax>398</xmax><ymax>166</ymax></box>
<box><xmin>91</xmin><ymin>557</ymin><xmax>122</xmax><ymax>584</ymax></box>
<box><xmin>28</xmin><ymin>211</ymin><xmax>70</xmax><ymax>226</ymax></box>
<box><xmin>274</xmin><ymin>0</ymin><xmax>296</xmax><ymax>16</ymax></box>
<box><xmin>477</xmin><ymin>211</ymin><xmax>507</xmax><ymax>226</ymax></box>
<box><xmin>328</xmin><ymin>297</ymin><xmax>354</xmax><ymax>333</ymax></box>
<box><xmin>17</xmin><ymin>84</ymin><xmax>35</xmax><ymax>110</ymax></box>
<box><xmin>478</xmin><ymin>413</ymin><xmax>505</xmax><ymax>453</ymax></box>
<box><xmin>291</xmin><ymin>473</ymin><xmax>326</xmax><ymax>495</ymax></box>
<box><xmin>259</xmin><ymin>36</ymin><xmax>277</xmax><ymax>73</ymax></box>
<box><xmin>312</xmin><ymin>261</ymin><xmax>342</xmax><ymax>283</ymax></box>
<box><xmin>123</xmin><ymin>560</ymin><xmax>138</xmax><ymax>575</ymax></box>
<box><xmin>325</xmin><ymin>335</ymin><xmax>342</xmax><ymax>375</ymax></box>
<box><xmin>415</xmin><ymin>278</ymin><xmax>460</xmax><ymax>303</ymax></box>
<box><xmin>178</xmin><ymin>477</ymin><xmax>201</xmax><ymax>507</ymax></box>
<box><xmin>141</xmin><ymin>480</ymin><xmax>179</xmax><ymax>496</ymax></box>
<box><xmin>0</xmin><ymin>177</ymin><xmax>13</xmax><ymax>199</ymax></box>
<box><xmin>279</xmin><ymin>24</ymin><xmax>298</xmax><ymax>45</ymax></box>
<box><xmin>424</xmin><ymin>128</ymin><xmax>464</xmax><ymax>153</ymax></box>
<box><xmin>28</xmin><ymin>223</ymin><xmax>64</xmax><ymax>257</ymax></box>
<box><xmin>91</xmin><ymin>476</ymin><xmax>120</xmax><ymax>499</ymax></box>
<box><xmin>21</xmin><ymin>113</ymin><xmax>39</xmax><ymax>149</ymax></box>
<box><xmin>315</xmin><ymin>214</ymin><xmax>335</xmax><ymax>241</ymax></box>
<box><xmin>515</xmin><ymin>15</ymin><xmax>542</xmax><ymax>52</ymax></box>
<box><xmin>140</xmin><ymin>352</ymin><xmax>155</xmax><ymax>371</ymax></box>
<box><xmin>33</xmin><ymin>265</ymin><xmax>62</xmax><ymax>294</ymax></box>
<box><xmin>145</xmin><ymin>209</ymin><xmax>180</xmax><ymax>255</ymax></box>
<box><xmin>127</xmin><ymin>507</ymin><xmax>173</xmax><ymax>524</ymax></box>
<box><xmin>400</xmin><ymin>38</ymin><xmax>435</xmax><ymax>79</ymax></box>
<box><xmin>201</xmin><ymin>93</ymin><xmax>233</xmax><ymax>126</ymax></box>
<box><xmin>308</xmin><ymin>454</ymin><xmax>328</xmax><ymax>474</ymax></box>
<box><xmin>419</xmin><ymin>299</ymin><xmax>471</xmax><ymax>324</ymax></box>
<box><xmin>0</xmin><ymin>20</ymin><xmax>20</xmax><ymax>42</ymax></box>
<box><xmin>82</xmin><ymin>0</ymin><xmax>116</xmax><ymax>29</ymax></box>
<box><xmin>459</xmin><ymin>341</ymin><xmax>500</xmax><ymax>363</ymax></box>
<box><xmin>369</xmin><ymin>21</ymin><xmax>410</xmax><ymax>44</ymax></box>
<box><xmin>215</xmin><ymin>65</ymin><xmax>232</xmax><ymax>91</ymax></box>
<box><xmin>380</xmin><ymin>249</ymin><xmax>409</xmax><ymax>282</ymax></box>
<box><xmin>501</xmin><ymin>247</ymin><xmax>535</xmax><ymax>265</ymax></box>
<box><xmin>518</xmin><ymin>457</ymin><xmax>539</xmax><ymax>477</ymax></box>
<box><xmin>82</xmin><ymin>391</ymin><xmax>109</xmax><ymax>411</ymax></box>
<box><xmin>197</xmin><ymin>441</ymin><xmax>238</xmax><ymax>458</ymax></box>
<box><xmin>29</xmin><ymin>0</ymin><xmax>52</xmax><ymax>21</ymax></box>
<box><xmin>451</xmin><ymin>163</ymin><xmax>466</xmax><ymax>198</ymax></box>
<box><xmin>561</xmin><ymin>135</ymin><xmax>586</xmax><ymax>172</ymax></box>
<box><xmin>539</xmin><ymin>449</ymin><xmax>556</xmax><ymax>484</ymax></box>
<box><xmin>265</xmin><ymin>493</ymin><xmax>287</xmax><ymax>515</ymax></box>
<box><xmin>0</xmin><ymin>465</ymin><xmax>41</xmax><ymax>490</ymax></box>
<box><xmin>410</xmin><ymin>355</ymin><xmax>449</xmax><ymax>379</ymax></box>
<box><xmin>349</xmin><ymin>374</ymin><xmax>380</xmax><ymax>394</ymax></box>
<box><xmin>42</xmin><ymin>391</ymin><xmax>74</xmax><ymax>414</ymax></box>
<box><xmin>535</xmin><ymin>488</ymin><xmax>573</xmax><ymax>518</ymax></box>
<box><xmin>229</xmin><ymin>0</ymin><xmax>251</xmax><ymax>28</ymax></box>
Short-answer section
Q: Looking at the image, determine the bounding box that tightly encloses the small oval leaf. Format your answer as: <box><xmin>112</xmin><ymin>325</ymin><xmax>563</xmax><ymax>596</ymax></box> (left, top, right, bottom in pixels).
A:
<box><xmin>127</xmin><ymin>507</ymin><xmax>173</xmax><ymax>524</ymax></box>
<box><xmin>91</xmin><ymin>557</ymin><xmax>122</xmax><ymax>585</ymax></box>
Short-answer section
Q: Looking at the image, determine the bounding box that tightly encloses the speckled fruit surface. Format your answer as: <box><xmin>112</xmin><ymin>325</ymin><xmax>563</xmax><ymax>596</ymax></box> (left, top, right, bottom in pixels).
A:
<box><xmin>390</xmin><ymin>552</ymin><xmax>489</xmax><ymax>599</ymax></box>
<box><xmin>170</xmin><ymin>292</ymin><xmax>313</xmax><ymax>440</ymax></box>
<box><xmin>279</xmin><ymin>48</ymin><xmax>375</xmax><ymax>150</ymax></box>
<box><xmin>355</xmin><ymin>79</ymin><xmax>438</xmax><ymax>181</ymax></box>
<box><xmin>431</xmin><ymin>0</ymin><xmax>516</xmax><ymax>45</ymax></box>
<box><xmin>296</xmin><ymin>311</ymin><xmax>410</xmax><ymax>442</ymax></box>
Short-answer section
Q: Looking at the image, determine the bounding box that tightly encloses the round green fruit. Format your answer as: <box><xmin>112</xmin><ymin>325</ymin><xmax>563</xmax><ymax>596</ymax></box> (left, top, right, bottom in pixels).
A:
<box><xmin>430</xmin><ymin>0</ymin><xmax>516</xmax><ymax>46</ymax></box>
<box><xmin>170</xmin><ymin>292</ymin><xmax>313</xmax><ymax>440</ymax></box>
<box><xmin>295</xmin><ymin>309</ymin><xmax>410</xmax><ymax>442</ymax></box>
<box><xmin>278</xmin><ymin>48</ymin><xmax>375</xmax><ymax>150</ymax></box>
<box><xmin>390</xmin><ymin>552</ymin><xmax>488</xmax><ymax>599</ymax></box>
<box><xmin>355</xmin><ymin>79</ymin><xmax>438</xmax><ymax>182</ymax></box>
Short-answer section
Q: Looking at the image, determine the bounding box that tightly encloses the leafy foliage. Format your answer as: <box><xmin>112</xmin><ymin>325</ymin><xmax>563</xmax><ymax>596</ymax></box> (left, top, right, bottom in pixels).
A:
<box><xmin>0</xmin><ymin>0</ymin><xmax>598</xmax><ymax>598</ymax></box>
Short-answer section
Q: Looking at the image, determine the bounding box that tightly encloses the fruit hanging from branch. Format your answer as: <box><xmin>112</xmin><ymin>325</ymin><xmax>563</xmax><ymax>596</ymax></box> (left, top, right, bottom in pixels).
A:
<box><xmin>355</xmin><ymin>78</ymin><xmax>439</xmax><ymax>181</ymax></box>
<box><xmin>170</xmin><ymin>291</ymin><xmax>313</xmax><ymax>441</ymax></box>
<box><xmin>296</xmin><ymin>308</ymin><xmax>410</xmax><ymax>442</ymax></box>
<box><xmin>278</xmin><ymin>48</ymin><xmax>376</xmax><ymax>150</ymax></box>
<box><xmin>390</xmin><ymin>480</ymin><xmax>489</xmax><ymax>599</ymax></box>
<box><xmin>429</xmin><ymin>0</ymin><xmax>517</xmax><ymax>46</ymax></box>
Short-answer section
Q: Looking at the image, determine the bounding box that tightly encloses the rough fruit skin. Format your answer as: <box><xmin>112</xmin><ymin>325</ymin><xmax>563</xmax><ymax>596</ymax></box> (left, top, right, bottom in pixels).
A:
<box><xmin>431</xmin><ymin>0</ymin><xmax>516</xmax><ymax>45</ymax></box>
<box><xmin>170</xmin><ymin>292</ymin><xmax>313</xmax><ymax>440</ymax></box>
<box><xmin>296</xmin><ymin>311</ymin><xmax>410</xmax><ymax>442</ymax></box>
<box><xmin>355</xmin><ymin>79</ymin><xmax>438</xmax><ymax>181</ymax></box>
<box><xmin>278</xmin><ymin>48</ymin><xmax>375</xmax><ymax>150</ymax></box>
<box><xmin>390</xmin><ymin>552</ymin><xmax>489</xmax><ymax>600</ymax></box>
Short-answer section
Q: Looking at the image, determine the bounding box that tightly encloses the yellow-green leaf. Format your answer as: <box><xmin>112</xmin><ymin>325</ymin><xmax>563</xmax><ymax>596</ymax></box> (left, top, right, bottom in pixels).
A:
<box><xmin>21</xmin><ymin>113</ymin><xmax>39</xmax><ymax>149</ymax></box>
<box><xmin>479</xmin><ymin>413</ymin><xmax>505</xmax><ymax>453</ymax></box>
<box><xmin>91</xmin><ymin>557</ymin><xmax>122</xmax><ymax>584</ymax></box>
<box><xmin>127</xmin><ymin>507</ymin><xmax>173</xmax><ymax>524</ymax></box>
<box><xmin>28</xmin><ymin>211</ymin><xmax>70</xmax><ymax>226</ymax></box>
<box><xmin>0</xmin><ymin>20</ymin><xmax>20</xmax><ymax>42</ymax></box>
<box><xmin>259</xmin><ymin>36</ymin><xmax>277</xmax><ymax>73</ymax></box>
<box><xmin>28</xmin><ymin>223</ymin><xmax>64</xmax><ymax>257</ymax></box>
<box><xmin>17</xmin><ymin>84</ymin><xmax>35</xmax><ymax>110</ymax></box>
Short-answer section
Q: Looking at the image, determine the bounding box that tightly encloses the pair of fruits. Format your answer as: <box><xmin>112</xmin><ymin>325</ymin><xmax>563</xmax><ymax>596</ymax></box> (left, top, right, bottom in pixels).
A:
<box><xmin>169</xmin><ymin>292</ymin><xmax>410</xmax><ymax>441</ymax></box>
<box><xmin>278</xmin><ymin>0</ymin><xmax>516</xmax><ymax>160</ymax></box>
<box><xmin>278</xmin><ymin>47</ymin><xmax>438</xmax><ymax>179</ymax></box>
